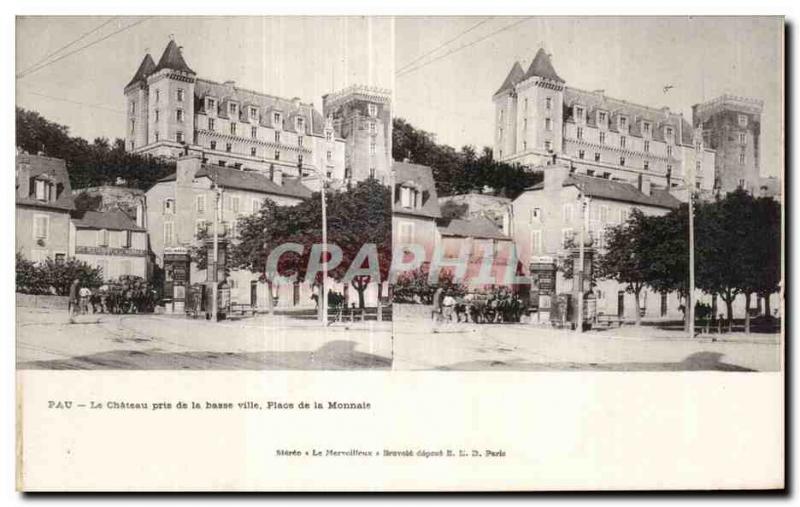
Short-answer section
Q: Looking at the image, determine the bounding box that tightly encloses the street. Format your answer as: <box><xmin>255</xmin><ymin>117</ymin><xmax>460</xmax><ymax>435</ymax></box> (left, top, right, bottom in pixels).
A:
<box><xmin>392</xmin><ymin>320</ymin><xmax>782</xmax><ymax>372</ymax></box>
<box><xmin>16</xmin><ymin>308</ymin><xmax>392</xmax><ymax>370</ymax></box>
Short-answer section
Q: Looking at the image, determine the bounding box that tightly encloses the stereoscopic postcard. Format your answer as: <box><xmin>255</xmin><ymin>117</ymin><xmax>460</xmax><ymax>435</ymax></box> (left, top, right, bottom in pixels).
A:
<box><xmin>14</xmin><ymin>14</ymin><xmax>784</xmax><ymax>491</ymax></box>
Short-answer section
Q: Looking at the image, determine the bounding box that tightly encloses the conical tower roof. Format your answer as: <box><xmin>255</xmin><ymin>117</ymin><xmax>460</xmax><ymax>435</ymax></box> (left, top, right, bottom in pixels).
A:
<box><xmin>494</xmin><ymin>61</ymin><xmax>525</xmax><ymax>96</ymax></box>
<box><xmin>153</xmin><ymin>39</ymin><xmax>195</xmax><ymax>74</ymax></box>
<box><xmin>125</xmin><ymin>53</ymin><xmax>156</xmax><ymax>88</ymax></box>
<box><xmin>524</xmin><ymin>48</ymin><xmax>564</xmax><ymax>83</ymax></box>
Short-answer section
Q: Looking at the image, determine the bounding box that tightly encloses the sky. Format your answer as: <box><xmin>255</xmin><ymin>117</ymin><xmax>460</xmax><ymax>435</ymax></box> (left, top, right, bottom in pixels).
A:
<box><xmin>16</xmin><ymin>16</ymin><xmax>393</xmax><ymax>142</ymax></box>
<box><xmin>394</xmin><ymin>16</ymin><xmax>783</xmax><ymax>178</ymax></box>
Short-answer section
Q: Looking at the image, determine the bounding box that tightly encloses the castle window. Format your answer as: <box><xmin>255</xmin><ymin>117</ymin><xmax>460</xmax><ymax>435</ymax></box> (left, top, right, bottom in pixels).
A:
<box><xmin>298</xmin><ymin>155</ymin><xmax>303</xmax><ymax>167</ymax></box>
<box><xmin>620</xmin><ymin>136</ymin><xmax>626</xmax><ymax>149</ymax></box>
<box><xmin>738</xmin><ymin>132</ymin><xmax>746</xmax><ymax>144</ymax></box>
<box><xmin>370</xmin><ymin>167</ymin><xmax>376</xmax><ymax>179</ymax></box>
<box><xmin>251</xmin><ymin>126</ymin><xmax>257</xmax><ymax>139</ymax></box>
<box><xmin>208</xmin><ymin>118</ymin><xmax>215</xmax><ymax>131</ymax></box>
<box><xmin>226</xmin><ymin>143</ymin><xmax>232</xmax><ymax>153</ymax></box>
<box><xmin>298</xmin><ymin>136</ymin><xmax>304</xmax><ymax>147</ymax></box>
<box><xmin>545</xmin><ymin>97</ymin><xmax>551</xmax><ymax>110</ymax></box>
<box><xmin>177</xmin><ymin>89</ymin><xmax>184</xmax><ymax>102</ymax></box>
<box><xmin>739</xmin><ymin>153</ymin><xmax>746</xmax><ymax>165</ymax></box>
<box><xmin>370</xmin><ymin>141</ymin><xmax>376</xmax><ymax>155</ymax></box>
<box><xmin>599</xmin><ymin>132</ymin><xmax>606</xmax><ymax>145</ymax></box>
<box><xmin>250</xmin><ymin>107</ymin><xmax>257</xmax><ymax>120</ymax></box>
<box><xmin>499</xmin><ymin>109</ymin><xmax>504</xmax><ymax>122</ymax></box>
<box><xmin>574</xmin><ymin>106</ymin><xmax>584</xmax><ymax>121</ymax></box>
<box><xmin>644</xmin><ymin>160</ymin><xmax>649</xmax><ymax>171</ymax></box>
<box><xmin>665</xmin><ymin>126</ymin><xmax>674</xmax><ymax>138</ymax></box>
<box><xmin>619</xmin><ymin>116</ymin><xmax>628</xmax><ymax>131</ymax></box>
<box><xmin>325</xmin><ymin>130</ymin><xmax>333</xmax><ymax>142</ymax></box>
<box><xmin>275</xmin><ymin>150</ymin><xmax>280</xmax><ymax>160</ymax></box>
<box><xmin>176</xmin><ymin>109</ymin><xmax>184</xmax><ymax>122</ymax></box>
<box><xmin>544</xmin><ymin>140</ymin><xmax>552</xmax><ymax>152</ymax></box>
<box><xmin>155</xmin><ymin>132</ymin><xmax>159</xmax><ymax>142</ymax></box>
<box><xmin>578</xmin><ymin>150</ymin><xmax>585</xmax><ymax>159</ymax></box>
<box><xmin>545</xmin><ymin>118</ymin><xmax>552</xmax><ymax>131</ymax></box>
<box><xmin>163</xmin><ymin>198</ymin><xmax>175</xmax><ymax>215</ymax></box>
<box><xmin>230</xmin><ymin>123</ymin><xmax>237</xmax><ymax>136</ymax></box>
<box><xmin>667</xmin><ymin>145</ymin><xmax>673</xmax><ymax>158</ymax></box>
<box><xmin>738</xmin><ymin>114</ymin><xmax>748</xmax><ymax>127</ymax></box>
<box><xmin>577</xmin><ymin>127</ymin><xmax>583</xmax><ymax>140</ymax></box>
<box><xmin>176</xmin><ymin>131</ymin><xmax>184</xmax><ymax>143</ymax></box>
<box><xmin>273</xmin><ymin>112</ymin><xmax>282</xmax><ymax>127</ymax></box>
<box><xmin>644</xmin><ymin>140</ymin><xmax>650</xmax><ymax>153</ymax></box>
<box><xmin>696</xmin><ymin>161</ymin><xmax>701</xmax><ymax>172</ymax></box>
<box><xmin>129</xmin><ymin>101</ymin><xmax>136</xmax><ymax>114</ymax></box>
<box><xmin>594</xmin><ymin>152</ymin><xmax>600</xmax><ymax>162</ymax></box>
<box><xmin>297</xmin><ymin>117</ymin><xmax>305</xmax><ymax>131</ymax></box>
<box><xmin>274</xmin><ymin>131</ymin><xmax>281</xmax><ymax>144</ymax></box>
<box><xmin>196</xmin><ymin>194</ymin><xmax>206</xmax><ymax>214</ymax></box>
<box><xmin>210</xmin><ymin>140</ymin><xmax>217</xmax><ymax>150</ymax></box>
<box><xmin>738</xmin><ymin>178</ymin><xmax>746</xmax><ymax>188</ymax></box>
<box><xmin>251</xmin><ymin>147</ymin><xmax>257</xmax><ymax>157</ymax></box>
<box><xmin>619</xmin><ymin>156</ymin><xmax>626</xmax><ymax>166</ymax></box>
<box><xmin>326</xmin><ymin>151</ymin><xmax>332</xmax><ymax>162</ymax></box>
<box><xmin>642</xmin><ymin>122</ymin><xmax>651</xmax><ymax>135</ymax></box>
<box><xmin>155</xmin><ymin>110</ymin><xmax>160</xmax><ymax>122</ymax></box>
<box><xmin>531</xmin><ymin>208</ymin><xmax>542</xmax><ymax>222</ymax></box>
<box><xmin>369</xmin><ymin>121</ymin><xmax>376</xmax><ymax>133</ymax></box>
<box><xmin>368</xmin><ymin>103</ymin><xmax>377</xmax><ymax>117</ymax></box>
<box><xmin>155</xmin><ymin>89</ymin><xmax>160</xmax><ymax>103</ymax></box>
<box><xmin>598</xmin><ymin>111</ymin><xmax>607</xmax><ymax>126</ymax></box>
<box><xmin>523</xmin><ymin>141</ymin><xmax>527</xmax><ymax>151</ymax></box>
<box><xmin>499</xmin><ymin>127</ymin><xmax>503</xmax><ymax>140</ymax></box>
<box><xmin>230</xmin><ymin>103</ymin><xmax>238</xmax><ymax>116</ymax></box>
<box><xmin>130</xmin><ymin>119</ymin><xmax>135</xmax><ymax>134</ymax></box>
<box><xmin>207</xmin><ymin>98</ymin><xmax>217</xmax><ymax>112</ymax></box>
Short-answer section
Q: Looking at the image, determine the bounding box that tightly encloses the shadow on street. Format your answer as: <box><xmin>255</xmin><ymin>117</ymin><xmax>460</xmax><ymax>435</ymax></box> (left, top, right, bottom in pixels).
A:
<box><xmin>17</xmin><ymin>339</ymin><xmax>391</xmax><ymax>370</ymax></box>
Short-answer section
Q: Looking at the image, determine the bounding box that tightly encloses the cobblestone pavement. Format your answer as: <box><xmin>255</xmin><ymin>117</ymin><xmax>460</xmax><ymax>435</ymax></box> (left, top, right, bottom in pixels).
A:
<box><xmin>391</xmin><ymin>320</ymin><xmax>782</xmax><ymax>371</ymax></box>
<box><xmin>16</xmin><ymin>308</ymin><xmax>392</xmax><ymax>370</ymax></box>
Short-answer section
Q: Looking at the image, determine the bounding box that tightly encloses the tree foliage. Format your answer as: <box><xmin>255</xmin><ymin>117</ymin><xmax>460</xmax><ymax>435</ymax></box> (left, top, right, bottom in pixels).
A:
<box><xmin>16</xmin><ymin>107</ymin><xmax>175</xmax><ymax>190</ymax></box>
<box><xmin>392</xmin><ymin>266</ymin><xmax>466</xmax><ymax>305</ymax></box>
<box><xmin>392</xmin><ymin>117</ymin><xmax>542</xmax><ymax>198</ymax></box>
<box><xmin>15</xmin><ymin>253</ymin><xmax>103</xmax><ymax>295</ymax></box>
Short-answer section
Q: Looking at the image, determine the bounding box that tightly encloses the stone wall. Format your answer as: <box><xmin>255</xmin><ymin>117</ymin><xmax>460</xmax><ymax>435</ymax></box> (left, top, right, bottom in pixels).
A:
<box><xmin>16</xmin><ymin>293</ymin><xmax>70</xmax><ymax>309</ymax></box>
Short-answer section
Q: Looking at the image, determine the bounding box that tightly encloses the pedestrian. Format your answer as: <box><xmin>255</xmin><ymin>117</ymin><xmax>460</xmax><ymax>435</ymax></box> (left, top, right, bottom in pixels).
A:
<box><xmin>431</xmin><ymin>286</ymin><xmax>444</xmax><ymax>324</ymax></box>
<box><xmin>79</xmin><ymin>285</ymin><xmax>92</xmax><ymax>315</ymax></box>
<box><xmin>68</xmin><ymin>278</ymin><xmax>80</xmax><ymax>321</ymax></box>
<box><xmin>441</xmin><ymin>292</ymin><xmax>456</xmax><ymax>323</ymax></box>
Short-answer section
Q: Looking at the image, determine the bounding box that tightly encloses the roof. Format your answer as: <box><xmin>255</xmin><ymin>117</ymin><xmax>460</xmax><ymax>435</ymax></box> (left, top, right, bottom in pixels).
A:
<box><xmin>153</xmin><ymin>39</ymin><xmax>195</xmax><ymax>75</ymax></box>
<box><xmin>494</xmin><ymin>61</ymin><xmax>525</xmax><ymax>96</ymax></box>
<box><xmin>526</xmin><ymin>173</ymin><xmax>681</xmax><ymax>209</ymax></box>
<box><xmin>393</xmin><ymin>161</ymin><xmax>441</xmax><ymax>219</ymax></box>
<box><xmin>524</xmin><ymin>48</ymin><xmax>564</xmax><ymax>83</ymax></box>
<box><xmin>16</xmin><ymin>154</ymin><xmax>74</xmax><ymax>211</ymax></box>
<box><xmin>437</xmin><ymin>216</ymin><xmax>510</xmax><ymax>240</ymax></box>
<box><xmin>157</xmin><ymin>165</ymin><xmax>312</xmax><ymax>200</ymax></box>
<box><xmin>194</xmin><ymin>79</ymin><xmax>326</xmax><ymax>136</ymax></box>
<box><xmin>125</xmin><ymin>53</ymin><xmax>155</xmax><ymax>89</ymax></box>
<box><xmin>71</xmin><ymin>210</ymin><xmax>145</xmax><ymax>232</ymax></box>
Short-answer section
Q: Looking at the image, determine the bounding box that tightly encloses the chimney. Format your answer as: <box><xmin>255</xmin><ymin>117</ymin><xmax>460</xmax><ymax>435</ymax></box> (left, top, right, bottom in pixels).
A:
<box><xmin>544</xmin><ymin>163</ymin><xmax>570</xmax><ymax>191</ymax></box>
<box><xmin>638</xmin><ymin>174</ymin><xmax>652</xmax><ymax>196</ymax></box>
<box><xmin>269</xmin><ymin>164</ymin><xmax>283</xmax><ymax>186</ymax></box>
<box><xmin>176</xmin><ymin>153</ymin><xmax>201</xmax><ymax>185</ymax></box>
<box><xmin>17</xmin><ymin>161</ymin><xmax>31</xmax><ymax>197</ymax></box>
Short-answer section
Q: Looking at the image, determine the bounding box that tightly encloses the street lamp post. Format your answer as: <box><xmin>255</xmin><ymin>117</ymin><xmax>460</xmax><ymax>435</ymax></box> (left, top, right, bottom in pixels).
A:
<box><xmin>576</xmin><ymin>190</ymin><xmax>590</xmax><ymax>334</ymax></box>
<box><xmin>302</xmin><ymin>165</ymin><xmax>329</xmax><ymax>326</ymax></box>
<box><xmin>211</xmin><ymin>172</ymin><xmax>222</xmax><ymax>322</ymax></box>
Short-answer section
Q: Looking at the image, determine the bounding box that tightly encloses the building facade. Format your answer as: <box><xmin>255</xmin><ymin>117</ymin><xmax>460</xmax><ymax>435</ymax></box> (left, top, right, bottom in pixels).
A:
<box><xmin>72</xmin><ymin>210</ymin><xmax>149</xmax><ymax>281</ymax></box>
<box><xmin>15</xmin><ymin>154</ymin><xmax>75</xmax><ymax>263</ymax></box>
<box><xmin>493</xmin><ymin>49</ymin><xmax>716</xmax><ymax>196</ymax></box>
<box><xmin>392</xmin><ymin>161</ymin><xmax>442</xmax><ymax>265</ymax></box>
<box><xmin>512</xmin><ymin>163</ymin><xmax>686</xmax><ymax>320</ymax></box>
<box><xmin>323</xmin><ymin>85</ymin><xmax>393</xmax><ymax>185</ymax></box>
<box><xmin>124</xmin><ymin>39</ymin><xmax>346</xmax><ymax>185</ymax></box>
<box><xmin>692</xmin><ymin>94</ymin><xmax>764</xmax><ymax>195</ymax></box>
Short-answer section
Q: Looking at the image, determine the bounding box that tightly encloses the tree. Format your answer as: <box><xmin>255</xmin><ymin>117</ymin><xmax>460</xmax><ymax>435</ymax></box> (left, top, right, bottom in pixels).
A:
<box><xmin>440</xmin><ymin>200</ymin><xmax>469</xmax><ymax>220</ymax></box>
<box><xmin>230</xmin><ymin>179</ymin><xmax>392</xmax><ymax>310</ymax></box>
<box><xmin>15</xmin><ymin>253</ymin><xmax>103</xmax><ymax>296</ymax></box>
<box><xmin>392</xmin><ymin>266</ymin><xmax>465</xmax><ymax>304</ymax></box>
<box><xmin>596</xmin><ymin>209</ymin><xmax>650</xmax><ymax>326</ymax></box>
<box><xmin>16</xmin><ymin>107</ymin><xmax>176</xmax><ymax>190</ymax></box>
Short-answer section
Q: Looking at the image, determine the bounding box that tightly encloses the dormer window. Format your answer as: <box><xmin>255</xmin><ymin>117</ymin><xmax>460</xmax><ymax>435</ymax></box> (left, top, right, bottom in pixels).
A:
<box><xmin>273</xmin><ymin>112</ymin><xmax>282</xmax><ymax>128</ymax></box>
<box><xmin>738</xmin><ymin>114</ymin><xmax>748</xmax><ymax>127</ymax></box>
<box><xmin>33</xmin><ymin>178</ymin><xmax>54</xmax><ymax>202</ymax></box>
<box><xmin>296</xmin><ymin>117</ymin><xmax>305</xmax><ymax>132</ymax></box>
<box><xmin>642</xmin><ymin>121</ymin><xmax>651</xmax><ymax>136</ymax></box>
<box><xmin>368</xmin><ymin>103</ymin><xmax>377</xmax><ymax>117</ymax></box>
<box><xmin>619</xmin><ymin>115</ymin><xmax>628</xmax><ymax>131</ymax></box>
<box><xmin>399</xmin><ymin>185</ymin><xmax>421</xmax><ymax>209</ymax></box>
<box><xmin>206</xmin><ymin>97</ymin><xmax>217</xmax><ymax>114</ymax></box>
<box><xmin>598</xmin><ymin>110</ymin><xmax>607</xmax><ymax>127</ymax></box>
<box><xmin>574</xmin><ymin>105</ymin><xmax>585</xmax><ymax>122</ymax></box>
<box><xmin>325</xmin><ymin>130</ymin><xmax>333</xmax><ymax>142</ymax></box>
<box><xmin>665</xmin><ymin>126</ymin><xmax>674</xmax><ymax>139</ymax></box>
<box><xmin>229</xmin><ymin>103</ymin><xmax>238</xmax><ymax>117</ymax></box>
<box><xmin>249</xmin><ymin>107</ymin><xmax>258</xmax><ymax>121</ymax></box>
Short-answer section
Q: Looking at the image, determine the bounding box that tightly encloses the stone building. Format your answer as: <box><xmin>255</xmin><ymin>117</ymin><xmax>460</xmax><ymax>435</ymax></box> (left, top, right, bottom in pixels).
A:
<box><xmin>512</xmin><ymin>163</ymin><xmax>686</xmax><ymax>320</ymax></box>
<box><xmin>124</xmin><ymin>38</ymin><xmax>346</xmax><ymax>185</ymax></box>
<box><xmin>71</xmin><ymin>210</ymin><xmax>149</xmax><ymax>281</ymax></box>
<box><xmin>15</xmin><ymin>153</ymin><xmax>75</xmax><ymax>263</ymax></box>
<box><xmin>493</xmin><ymin>48</ymin><xmax>716</xmax><ymax>196</ymax></box>
<box><xmin>692</xmin><ymin>94</ymin><xmax>765</xmax><ymax>195</ymax></box>
<box><xmin>437</xmin><ymin>193</ymin><xmax>512</xmax><ymax>235</ymax></box>
<box><xmin>323</xmin><ymin>85</ymin><xmax>393</xmax><ymax>185</ymax></box>
<box><xmin>392</xmin><ymin>161</ymin><xmax>442</xmax><ymax>265</ymax></box>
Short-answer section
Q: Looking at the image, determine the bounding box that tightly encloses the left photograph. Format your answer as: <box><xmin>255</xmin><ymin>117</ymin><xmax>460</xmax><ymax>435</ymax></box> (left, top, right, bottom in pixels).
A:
<box><xmin>16</xmin><ymin>16</ymin><xmax>394</xmax><ymax>370</ymax></box>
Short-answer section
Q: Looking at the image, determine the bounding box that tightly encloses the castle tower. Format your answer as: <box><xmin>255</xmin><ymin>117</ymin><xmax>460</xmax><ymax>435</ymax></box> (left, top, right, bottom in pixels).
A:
<box><xmin>124</xmin><ymin>53</ymin><xmax>155</xmax><ymax>152</ymax></box>
<box><xmin>493</xmin><ymin>49</ymin><xmax>566</xmax><ymax>167</ymax></box>
<box><xmin>322</xmin><ymin>85</ymin><xmax>392</xmax><ymax>185</ymax></box>
<box><xmin>692</xmin><ymin>94</ymin><xmax>763</xmax><ymax>195</ymax></box>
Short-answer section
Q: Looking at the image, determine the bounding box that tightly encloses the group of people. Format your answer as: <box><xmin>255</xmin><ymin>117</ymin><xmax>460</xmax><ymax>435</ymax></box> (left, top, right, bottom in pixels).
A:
<box><xmin>68</xmin><ymin>278</ymin><xmax>157</xmax><ymax>319</ymax></box>
<box><xmin>432</xmin><ymin>287</ymin><xmax>527</xmax><ymax>325</ymax></box>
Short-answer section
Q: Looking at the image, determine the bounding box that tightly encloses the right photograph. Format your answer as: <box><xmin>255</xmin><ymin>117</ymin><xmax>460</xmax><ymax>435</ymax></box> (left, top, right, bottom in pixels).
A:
<box><xmin>390</xmin><ymin>16</ymin><xmax>784</xmax><ymax>372</ymax></box>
